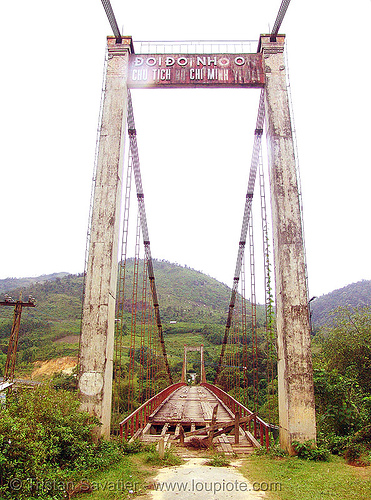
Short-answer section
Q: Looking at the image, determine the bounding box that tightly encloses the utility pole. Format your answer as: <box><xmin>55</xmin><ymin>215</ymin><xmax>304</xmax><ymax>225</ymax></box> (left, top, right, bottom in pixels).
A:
<box><xmin>0</xmin><ymin>293</ymin><xmax>36</xmax><ymax>383</ymax></box>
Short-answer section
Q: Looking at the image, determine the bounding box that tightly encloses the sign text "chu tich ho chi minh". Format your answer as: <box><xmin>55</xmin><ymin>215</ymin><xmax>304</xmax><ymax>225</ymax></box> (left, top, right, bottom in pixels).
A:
<box><xmin>127</xmin><ymin>53</ymin><xmax>265</xmax><ymax>88</ymax></box>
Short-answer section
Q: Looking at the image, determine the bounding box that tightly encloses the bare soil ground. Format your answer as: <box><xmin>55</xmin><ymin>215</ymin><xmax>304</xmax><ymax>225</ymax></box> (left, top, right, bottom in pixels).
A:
<box><xmin>31</xmin><ymin>356</ymin><xmax>78</xmax><ymax>379</ymax></box>
<box><xmin>54</xmin><ymin>335</ymin><xmax>80</xmax><ymax>344</ymax></box>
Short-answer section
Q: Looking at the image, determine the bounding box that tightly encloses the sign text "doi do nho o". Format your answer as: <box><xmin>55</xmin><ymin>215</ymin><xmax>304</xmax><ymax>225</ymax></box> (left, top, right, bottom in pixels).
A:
<box><xmin>127</xmin><ymin>54</ymin><xmax>265</xmax><ymax>88</ymax></box>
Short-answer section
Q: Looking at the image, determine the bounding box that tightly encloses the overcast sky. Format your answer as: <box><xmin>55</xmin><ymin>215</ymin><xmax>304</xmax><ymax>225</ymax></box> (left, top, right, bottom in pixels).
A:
<box><xmin>0</xmin><ymin>0</ymin><xmax>370</xmax><ymax>301</ymax></box>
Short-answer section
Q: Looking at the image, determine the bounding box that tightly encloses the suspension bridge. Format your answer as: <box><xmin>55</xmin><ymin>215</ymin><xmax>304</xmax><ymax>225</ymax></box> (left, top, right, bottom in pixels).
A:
<box><xmin>78</xmin><ymin>0</ymin><xmax>316</xmax><ymax>456</ymax></box>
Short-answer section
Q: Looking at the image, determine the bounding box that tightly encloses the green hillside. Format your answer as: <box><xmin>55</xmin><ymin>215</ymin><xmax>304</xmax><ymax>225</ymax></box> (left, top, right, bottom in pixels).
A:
<box><xmin>2</xmin><ymin>264</ymin><xmax>371</xmax><ymax>378</ymax></box>
<box><xmin>124</xmin><ymin>259</ymin><xmax>234</xmax><ymax>324</ymax></box>
<box><xmin>0</xmin><ymin>260</ymin><xmax>264</xmax><ymax>379</ymax></box>
<box><xmin>311</xmin><ymin>280</ymin><xmax>371</xmax><ymax>329</ymax></box>
<box><xmin>0</xmin><ymin>273</ymin><xmax>84</xmax><ymax>373</ymax></box>
<box><xmin>0</xmin><ymin>272</ymin><xmax>70</xmax><ymax>295</ymax></box>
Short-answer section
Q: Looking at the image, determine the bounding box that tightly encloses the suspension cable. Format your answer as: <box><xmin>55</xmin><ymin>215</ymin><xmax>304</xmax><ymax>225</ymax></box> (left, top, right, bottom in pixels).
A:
<box><xmin>113</xmin><ymin>140</ymin><xmax>134</xmax><ymax>425</ymax></box>
<box><xmin>127</xmin><ymin>212</ymin><xmax>142</xmax><ymax>413</ymax></box>
<box><xmin>271</xmin><ymin>0</ymin><xmax>292</xmax><ymax>38</ymax></box>
<box><xmin>100</xmin><ymin>0</ymin><xmax>122</xmax><ymax>42</ymax></box>
<box><xmin>248</xmin><ymin>212</ymin><xmax>259</xmax><ymax>414</ymax></box>
<box><xmin>126</xmin><ymin>89</ymin><xmax>173</xmax><ymax>385</ymax></box>
<box><xmin>241</xmin><ymin>256</ymin><xmax>249</xmax><ymax>408</ymax></box>
<box><xmin>139</xmin><ymin>257</ymin><xmax>149</xmax><ymax>403</ymax></box>
<box><xmin>214</xmin><ymin>89</ymin><xmax>265</xmax><ymax>384</ymax></box>
<box><xmin>259</xmin><ymin>151</ymin><xmax>276</xmax><ymax>423</ymax></box>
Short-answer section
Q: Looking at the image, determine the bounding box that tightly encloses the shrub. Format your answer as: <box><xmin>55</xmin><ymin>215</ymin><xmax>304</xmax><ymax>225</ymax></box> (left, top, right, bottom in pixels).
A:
<box><xmin>292</xmin><ymin>440</ymin><xmax>330</xmax><ymax>462</ymax></box>
<box><xmin>0</xmin><ymin>385</ymin><xmax>125</xmax><ymax>499</ymax></box>
<box><xmin>52</xmin><ymin>371</ymin><xmax>78</xmax><ymax>392</ymax></box>
<box><xmin>205</xmin><ymin>453</ymin><xmax>231</xmax><ymax>467</ymax></box>
<box><xmin>120</xmin><ymin>439</ymin><xmax>148</xmax><ymax>455</ymax></box>
<box><xmin>145</xmin><ymin>448</ymin><xmax>182</xmax><ymax>466</ymax></box>
<box><xmin>255</xmin><ymin>443</ymin><xmax>288</xmax><ymax>458</ymax></box>
<box><xmin>343</xmin><ymin>425</ymin><xmax>371</xmax><ymax>466</ymax></box>
<box><xmin>321</xmin><ymin>433</ymin><xmax>349</xmax><ymax>455</ymax></box>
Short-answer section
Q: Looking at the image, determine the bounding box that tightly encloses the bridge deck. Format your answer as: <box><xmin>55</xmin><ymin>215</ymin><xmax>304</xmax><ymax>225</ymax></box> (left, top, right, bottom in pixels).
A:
<box><xmin>137</xmin><ymin>385</ymin><xmax>257</xmax><ymax>455</ymax></box>
<box><xmin>150</xmin><ymin>386</ymin><xmax>233</xmax><ymax>425</ymax></box>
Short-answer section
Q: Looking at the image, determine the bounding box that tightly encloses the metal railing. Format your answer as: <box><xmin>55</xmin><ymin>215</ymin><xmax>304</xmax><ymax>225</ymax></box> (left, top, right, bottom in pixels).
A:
<box><xmin>119</xmin><ymin>381</ymin><xmax>272</xmax><ymax>449</ymax></box>
<box><xmin>119</xmin><ymin>383</ymin><xmax>186</xmax><ymax>440</ymax></box>
<box><xmin>201</xmin><ymin>382</ymin><xmax>271</xmax><ymax>449</ymax></box>
<box><xmin>133</xmin><ymin>40</ymin><xmax>258</xmax><ymax>55</ymax></box>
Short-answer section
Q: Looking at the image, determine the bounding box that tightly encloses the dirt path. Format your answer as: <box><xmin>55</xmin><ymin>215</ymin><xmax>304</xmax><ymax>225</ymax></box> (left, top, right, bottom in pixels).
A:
<box><xmin>142</xmin><ymin>457</ymin><xmax>266</xmax><ymax>500</ymax></box>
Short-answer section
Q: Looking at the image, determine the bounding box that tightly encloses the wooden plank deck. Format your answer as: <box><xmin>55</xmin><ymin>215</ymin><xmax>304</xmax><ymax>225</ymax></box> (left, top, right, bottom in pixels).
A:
<box><xmin>137</xmin><ymin>385</ymin><xmax>257</xmax><ymax>455</ymax></box>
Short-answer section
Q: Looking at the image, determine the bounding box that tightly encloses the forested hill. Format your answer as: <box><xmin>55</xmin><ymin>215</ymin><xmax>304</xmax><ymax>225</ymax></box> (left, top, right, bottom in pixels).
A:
<box><xmin>0</xmin><ymin>260</ymin><xmax>237</xmax><ymax>326</ymax></box>
<box><xmin>2</xmin><ymin>265</ymin><xmax>370</xmax><ymax>331</ymax></box>
<box><xmin>0</xmin><ymin>272</ymin><xmax>70</xmax><ymax>295</ymax></box>
<box><xmin>125</xmin><ymin>259</ymin><xmax>235</xmax><ymax>324</ymax></box>
<box><xmin>311</xmin><ymin>280</ymin><xmax>371</xmax><ymax>329</ymax></box>
<box><xmin>0</xmin><ymin>261</ymin><xmax>240</xmax><ymax>374</ymax></box>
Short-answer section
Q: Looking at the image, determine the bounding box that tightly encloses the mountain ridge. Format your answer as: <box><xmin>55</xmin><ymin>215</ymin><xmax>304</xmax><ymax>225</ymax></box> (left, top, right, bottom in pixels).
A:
<box><xmin>1</xmin><ymin>265</ymin><xmax>370</xmax><ymax>331</ymax></box>
<box><xmin>0</xmin><ymin>272</ymin><xmax>71</xmax><ymax>295</ymax></box>
<box><xmin>311</xmin><ymin>279</ymin><xmax>371</xmax><ymax>328</ymax></box>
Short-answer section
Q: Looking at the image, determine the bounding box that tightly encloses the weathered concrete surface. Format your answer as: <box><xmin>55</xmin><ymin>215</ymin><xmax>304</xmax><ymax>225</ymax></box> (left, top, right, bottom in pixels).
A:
<box><xmin>78</xmin><ymin>37</ymin><xmax>132</xmax><ymax>438</ymax></box>
<box><xmin>147</xmin><ymin>458</ymin><xmax>266</xmax><ymax>500</ymax></box>
<box><xmin>259</xmin><ymin>34</ymin><xmax>316</xmax><ymax>453</ymax></box>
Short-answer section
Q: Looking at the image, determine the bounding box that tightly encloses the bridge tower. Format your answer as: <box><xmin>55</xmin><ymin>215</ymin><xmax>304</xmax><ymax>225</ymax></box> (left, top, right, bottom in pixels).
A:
<box><xmin>181</xmin><ymin>345</ymin><xmax>206</xmax><ymax>384</ymax></box>
<box><xmin>78</xmin><ymin>37</ymin><xmax>132</xmax><ymax>439</ymax></box>
<box><xmin>259</xmin><ymin>34</ymin><xmax>316</xmax><ymax>453</ymax></box>
<box><xmin>78</xmin><ymin>30</ymin><xmax>316</xmax><ymax>452</ymax></box>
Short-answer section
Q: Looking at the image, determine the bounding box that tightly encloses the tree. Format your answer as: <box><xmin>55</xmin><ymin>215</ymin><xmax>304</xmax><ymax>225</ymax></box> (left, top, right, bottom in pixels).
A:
<box><xmin>312</xmin><ymin>306</ymin><xmax>371</xmax><ymax>443</ymax></box>
<box><xmin>317</xmin><ymin>306</ymin><xmax>371</xmax><ymax>394</ymax></box>
<box><xmin>314</xmin><ymin>368</ymin><xmax>365</xmax><ymax>436</ymax></box>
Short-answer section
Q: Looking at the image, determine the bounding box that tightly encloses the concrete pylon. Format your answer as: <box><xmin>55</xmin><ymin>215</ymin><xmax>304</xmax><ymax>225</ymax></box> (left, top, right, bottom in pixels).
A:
<box><xmin>200</xmin><ymin>344</ymin><xmax>206</xmax><ymax>384</ymax></box>
<box><xmin>181</xmin><ymin>345</ymin><xmax>206</xmax><ymax>384</ymax></box>
<box><xmin>181</xmin><ymin>345</ymin><xmax>187</xmax><ymax>383</ymax></box>
<box><xmin>78</xmin><ymin>37</ymin><xmax>132</xmax><ymax>439</ymax></box>
<box><xmin>259</xmin><ymin>34</ymin><xmax>316</xmax><ymax>453</ymax></box>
